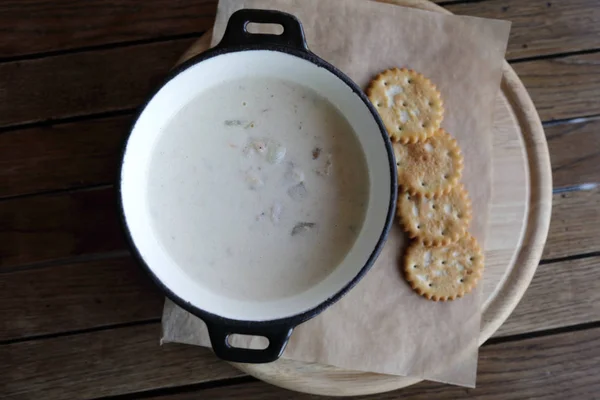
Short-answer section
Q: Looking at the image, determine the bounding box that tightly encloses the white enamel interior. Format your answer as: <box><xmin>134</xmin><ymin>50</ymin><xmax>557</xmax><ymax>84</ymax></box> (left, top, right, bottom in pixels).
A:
<box><xmin>121</xmin><ymin>50</ymin><xmax>392</xmax><ymax>321</ymax></box>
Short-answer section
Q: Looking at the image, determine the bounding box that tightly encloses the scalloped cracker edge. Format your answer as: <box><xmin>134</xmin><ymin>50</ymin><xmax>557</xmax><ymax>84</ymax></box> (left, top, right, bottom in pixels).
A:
<box><xmin>367</xmin><ymin>68</ymin><xmax>444</xmax><ymax>143</ymax></box>
<box><xmin>404</xmin><ymin>235</ymin><xmax>484</xmax><ymax>301</ymax></box>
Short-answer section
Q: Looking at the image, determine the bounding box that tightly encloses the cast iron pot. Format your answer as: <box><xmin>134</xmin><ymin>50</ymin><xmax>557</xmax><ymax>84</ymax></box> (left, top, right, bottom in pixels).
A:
<box><xmin>119</xmin><ymin>9</ymin><xmax>397</xmax><ymax>364</ymax></box>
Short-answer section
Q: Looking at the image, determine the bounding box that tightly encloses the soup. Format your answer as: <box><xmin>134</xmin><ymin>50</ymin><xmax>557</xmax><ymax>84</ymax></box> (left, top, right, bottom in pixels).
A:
<box><xmin>147</xmin><ymin>78</ymin><xmax>369</xmax><ymax>302</ymax></box>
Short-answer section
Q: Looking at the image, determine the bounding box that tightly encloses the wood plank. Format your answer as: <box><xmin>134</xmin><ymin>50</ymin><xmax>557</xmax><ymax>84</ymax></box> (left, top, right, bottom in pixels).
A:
<box><xmin>0</xmin><ymin>1</ymin><xmax>217</xmax><ymax>59</ymax></box>
<box><xmin>0</xmin><ymin>324</ymin><xmax>243</xmax><ymax>400</ymax></box>
<box><xmin>4</xmin><ymin>319</ymin><xmax>598</xmax><ymax>399</ymax></box>
<box><xmin>2</xmin><ymin>0</ymin><xmax>598</xmax><ymax>61</ymax></box>
<box><xmin>0</xmin><ymin>187</ymin><xmax>126</xmax><ymax>269</ymax></box>
<box><xmin>3</xmin><ymin>248</ymin><xmax>600</xmax><ymax>346</ymax></box>
<box><xmin>496</xmin><ymin>255</ymin><xmax>600</xmax><ymax>337</ymax></box>
<box><xmin>141</xmin><ymin>327</ymin><xmax>600</xmax><ymax>399</ymax></box>
<box><xmin>446</xmin><ymin>0</ymin><xmax>600</xmax><ymax>60</ymax></box>
<box><xmin>0</xmin><ymin>257</ymin><xmax>163</xmax><ymax>341</ymax></box>
<box><xmin>512</xmin><ymin>52</ymin><xmax>600</xmax><ymax>122</ymax></box>
<box><xmin>3</xmin><ymin>183</ymin><xmax>592</xmax><ymax>270</ymax></box>
<box><xmin>0</xmin><ymin>52</ymin><xmax>593</xmax><ymax>205</ymax></box>
<box><xmin>1</xmin><ymin>111</ymin><xmax>596</xmax><ymax>201</ymax></box>
<box><xmin>0</xmin><ymin>115</ymin><xmax>130</xmax><ymax>198</ymax></box>
<box><xmin>2</xmin><ymin>258</ymin><xmax>599</xmax><ymax>397</ymax></box>
<box><xmin>543</xmin><ymin>187</ymin><xmax>600</xmax><ymax>259</ymax></box>
<box><xmin>546</xmin><ymin>117</ymin><xmax>600</xmax><ymax>188</ymax></box>
<box><xmin>1</xmin><ymin>28</ymin><xmax>599</xmax><ymax>129</ymax></box>
<box><xmin>0</xmin><ymin>38</ymin><xmax>195</xmax><ymax>128</ymax></box>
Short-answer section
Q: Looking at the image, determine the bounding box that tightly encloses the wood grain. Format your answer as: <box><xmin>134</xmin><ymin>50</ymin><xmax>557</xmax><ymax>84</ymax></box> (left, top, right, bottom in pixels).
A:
<box><xmin>512</xmin><ymin>52</ymin><xmax>600</xmax><ymax>122</ymax></box>
<box><xmin>1</xmin><ymin>0</ymin><xmax>598</xmax><ymax>62</ymax></box>
<box><xmin>496</xmin><ymin>255</ymin><xmax>600</xmax><ymax>337</ymax></box>
<box><xmin>0</xmin><ymin>0</ymin><xmax>591</xmax><ymax>399</ymax></box>
<box><xmin>0</xmin><ymin>187</ymin><xmax>125</xmax><ymax>269</ymax></box>
<box><xmin>0</xmin><ymin>0</ymin><xmax>217</xmax><ymax>59</ymax></box>
<box><xmin>543</xmin><ymin>187</ymin><xmax>600</xmax><ymax>260</ymax></box>
<box><xmin>5</xmin><ymin>186</ymin><xmax>588</xmax><ymax>272</ymax></box>
<box><xmin>0</xmin><ymin>112</ymin><xmax>594</xmax><ymax>201</ymax></box>
<box><xmin>0</xmin><ymin>38</ymin><xmax>195</xmax><ymax>128</ymax></box>
<box><xmin>446</xmin><ymin>0</ymin><xmax>600</xmax><ymax>60</ymax></box>
<box><xmin>2</xmin><ymin>269</ymin><xmax>598</xmax><ymax>398</ymax></box>
<box><xmin>1</xmin><ymin>30</ymin><xmax>600</xmax><ymax>130</ymax></box>
<box><xmin>0</xmin><ymin>113</ymin><xmax>592</xmax><ymax>202</ymax></box>
<box><xmin>175</xmin><ymin>328</ymin><xmax>600</xmax><ymax>399</ymax></box>
<box><xmin>546</xmin><ymin>117</ymin><xmax>600</xmax><ymax>188</ymax></box>
<box><xmin>3</xmin><ymin>251</ymin><xmax>599</xmax><ymax>346</ymax></box>
<box><xmin>0</xmin><ymin>116</ymin><xmax>130</xmax><ymax>198</ymax></box>
<box><xmin>0</xmin><ymin>324</ymin><xmax>244</xmax><ymax>400</ymax></box>
<box><xmin>5</xmin><ymin>326</ymin><xmax>593</xmax><ymax>400</ymax></box>
<box><xmin>0</xmin><ymin>257</ymin><xmax>163</xmax><ymax>341</ymax></box>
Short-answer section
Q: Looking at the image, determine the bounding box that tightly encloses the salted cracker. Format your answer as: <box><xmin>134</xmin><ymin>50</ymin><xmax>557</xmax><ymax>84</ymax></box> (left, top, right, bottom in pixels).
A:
<box><xmin>397</xmin><ymin>185</ymin><xmax>472</xmax><ymax>246</ymax></box>
<box><xmin>404</xmin><ymin>235</ymin><xmax>484</xmax><ymax>301</ymax></box>
<box><xmin>394</xmin><ymin>128</ymin><xmax>463</xmax><ymax>197</ymax></box>
<box><xmin>367</xmin><ymin>68</ymin><xmax>443</xmax><ymax>143</ymax></box>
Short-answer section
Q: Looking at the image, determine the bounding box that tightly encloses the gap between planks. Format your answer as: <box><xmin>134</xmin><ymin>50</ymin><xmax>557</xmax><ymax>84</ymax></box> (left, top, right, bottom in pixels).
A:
<box><xmin>1</xmin><ymin>48</ymin><xmax>599</xmax><ymax>130</ymax></box>
<box><xmin>1</xmin><ymin>1</ymin><xmax>600</xmax><ymax>129</ymax></box>
<box><xmin>1</xmin><ymin>0</ymin><xmax>599</xmax><ymax>63</ymax></box>
<box><xmin>2</xmin><ymin>246</ymin><xmax>598</xmax><ymax>345</ymax></box>
<box><xmin>4</xmin><ymin>322</ymin><xmax>599</xmax><ymax>400</ymax></box>
<box><xmin>2</xmin><ymin>111</ymin><xmax>597</xmax><ymax>202</ymax></box>
<box><xmin>94</xmin><ymin>325</ymin><xmax>600</xmax><ymax>400</ymax></box>
<box><xmin>0</xmin><ymin>32</ymin><xmax>206</xmax><ymax>64</ymax></box>
<box><xmin>2</xmin><ymin>141</ymin><xmax>597</xmax><ymax>270</ymax></box>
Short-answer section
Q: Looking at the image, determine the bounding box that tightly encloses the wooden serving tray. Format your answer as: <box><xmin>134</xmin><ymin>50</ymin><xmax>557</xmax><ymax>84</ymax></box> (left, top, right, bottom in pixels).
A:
<box><xmin>176</xmin><ymin>0</ymin><xmax>552</xmax><ymax>395</ymax></box>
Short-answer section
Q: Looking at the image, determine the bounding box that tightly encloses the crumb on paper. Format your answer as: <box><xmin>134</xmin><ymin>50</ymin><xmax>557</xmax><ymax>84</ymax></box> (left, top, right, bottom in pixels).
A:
<box><xmin>244</xmin><ymin>121</ymin><xmax>255</xmax><ymax>129</ymax></box>
<box><xmin>291</xmin><ymin>222</ymin><xmax>316</xmax><ymax>236</ymax></box>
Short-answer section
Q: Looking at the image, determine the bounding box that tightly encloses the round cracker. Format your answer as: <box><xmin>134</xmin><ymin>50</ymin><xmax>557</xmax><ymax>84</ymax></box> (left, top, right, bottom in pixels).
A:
<box><xmin>367</xmin><ymin>68</ymin><xmax>444</xmax><ymax>143</ymax></box>
<box><xmin>398</xmin><ymin>185</ymin><xmax>472</xmax><ymax>246</ymax></box>
<box><xmin>394</xmin><ymin>128</ymin><xmax>463</xmax><ymax>197</ymax></box>
<box><xmin>404</xmin><ymin>235</ymin><xmax>484</xmax><ymax>301</ymax></box>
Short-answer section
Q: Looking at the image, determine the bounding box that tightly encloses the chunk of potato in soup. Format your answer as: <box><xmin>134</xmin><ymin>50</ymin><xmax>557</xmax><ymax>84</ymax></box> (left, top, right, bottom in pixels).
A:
<box><xmin>147</xmin><ymin>78</ymin><xmax>369</xmax><ymax>301</ymax></box>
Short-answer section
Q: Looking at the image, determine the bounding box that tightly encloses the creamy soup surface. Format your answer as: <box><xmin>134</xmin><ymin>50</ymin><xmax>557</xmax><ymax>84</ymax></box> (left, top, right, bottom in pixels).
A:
<box><xmin>147</xmin><ymin>78</ymin><xmax>369</xmax><ymax>301</ymax></box>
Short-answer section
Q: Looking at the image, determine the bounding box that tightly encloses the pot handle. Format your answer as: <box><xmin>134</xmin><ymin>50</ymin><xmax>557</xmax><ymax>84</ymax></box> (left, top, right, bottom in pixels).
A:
<box><xmin>205</xmin><ymin>321</ymin><xmax>294</xmax><ymax>363</ymax></box>
<box><xmin>216</xmin><ymin>9</ymin><xmax>308</xmax><ymax>51</ymax></box>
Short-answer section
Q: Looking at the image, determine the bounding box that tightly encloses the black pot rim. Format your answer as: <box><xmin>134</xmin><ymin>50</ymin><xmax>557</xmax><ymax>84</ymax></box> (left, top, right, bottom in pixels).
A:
<box><xmin>117</xmin><ymin>42</ymin><xmax>398</xmax><ymax>331</ymax></box>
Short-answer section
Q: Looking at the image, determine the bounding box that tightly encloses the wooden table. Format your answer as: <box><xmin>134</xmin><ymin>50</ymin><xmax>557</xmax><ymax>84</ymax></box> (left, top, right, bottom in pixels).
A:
<box><xmin>1</xmin><ymin>1</ymin><xmax>599</xmax><ymax>399</ymax></box>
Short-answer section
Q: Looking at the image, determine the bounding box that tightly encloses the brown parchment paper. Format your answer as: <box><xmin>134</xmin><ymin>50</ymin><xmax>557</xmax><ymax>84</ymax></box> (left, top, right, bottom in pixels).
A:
<box><xmin>161</xmin><ymin>0</ymin><xmax>510</xmax><ymax>387</ymax></box>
